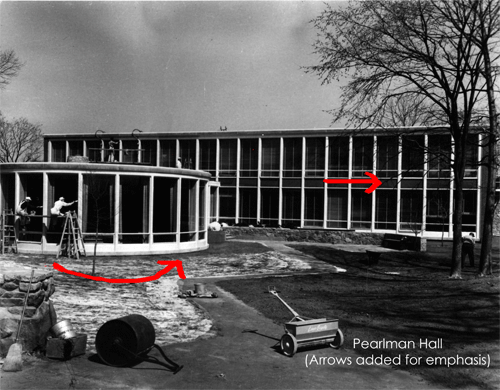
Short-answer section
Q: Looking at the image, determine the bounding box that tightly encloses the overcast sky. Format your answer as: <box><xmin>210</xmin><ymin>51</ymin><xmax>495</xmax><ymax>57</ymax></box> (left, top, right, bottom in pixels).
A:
<box><xmin>0</xmin><ymin>1</ymin><xmax>344</xmax><ymax>135</ymax></box>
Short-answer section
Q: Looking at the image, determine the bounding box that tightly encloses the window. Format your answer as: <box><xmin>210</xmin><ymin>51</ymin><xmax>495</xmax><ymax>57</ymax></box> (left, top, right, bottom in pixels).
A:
<box><xmin>462</xmin><ymin>190</ymin><xmax>477</xmax><ymax>232</ymax></box>
<box><xmin>219</xmin><ymin>187</ymin><xmax>236</xmax><ymax>224</ymax></box>
<box><xmin>327</xmin><ymin>189</ymin><xmax>347</xmax><ymax>228</ymax></box>
<box><xmin>400</xmin><ymin>190</ymin><xmax>423</xmax><ymax>231</ymax></box>
<box><xmin>82</xmin><ymin>174</ymin><xmax>115</xmax><ymax>242</ymax></box>
<box><xmin>282</xmin><ymin>189</ymin><xmax>301</xmax><ymax>228</ymax></box>
<box><xmin>180</xmin><ymin>179</ymin><xmax>196</xmax><ymax>242</ymax></box>
<box><xmin>200</xmin><ymin>139</ymin><xmax>216</xmax><ymax>176</ymax></box>
<box><xmin>160</xmin><ymin>140</ymin><xmax>176</xmax><ymax>167</ymax></box>
<box><xmin>426</xmin><ymin>190</ymin><xmax>450</xmax><ymax>232</ymax></box>
<box><xmin>219</xmin><ymin>139</ymin><xmax>237</xmax><ymax>177</ymax></box>
<box><xmin>377</xmin><ymin>136</ymin><xmax>398</xmax><ymax>178</ymax></box>
<box><xmin>261</xmin><ymin>139</ymin><xmax>280</xmax><ymax>177</ymax></box>
<box><xmin>465</xmin><ymin>134</ymin><xmax>478</xmax><ymax>177</ymax></box>
<box><xmin>153</xmin><ymin>177</ymin><xmax>177</xmax><ymax>243</ymax></box>
<box><xmin>179</xmin><ymin>140</ymin><xmax>196</xmax><ymax>169</ymax></box>
<box><xmin>121</xmin><ymin>140</ymin><xmax>138</xmax><ymax>163</ymax></box>
<box><xmin>352</xmin><ymin>137</ymin><xmax>373</xmax><ymax>177</ymax></box>
<box><xmin>68</xmin><ymin>141</ymin><xmax>83</xmax><ymax>157</ymax></box>
<box><xmin>328</xmin><ymin>137</ymin><xmax>349</xmax><ymax>178</ymax></box>
<box><xmin>260</xmin><ymin>188</ymin><xmax>279</xmax><ymax>226</ymax></box>
<box><xmin>240</xmin><ymin>139</ymin><xmax>258</xmax><ymax>177</ymax></box>
<box><xmin>304</xmin><ymin>189</ymin><xmax>324</xmax><ymax>227</ymax></box>
<box><xmin>86</xmin><ymin>140</ymin><xmax>103</xmax><ymax>162</ymax></box>
<box><xmin>120</xmin><ymin>176</ymin><xmax>149</xmax><ymax>243</ymax></box>
<box><xmin>51</xmin><ymin>141</ymin><xmax>66</xmax><ymax>162</ymax></box>
<box><xmin>239</xmin><ymin>188</ymin><xmax>257</xmax><ymax>225</ymax></box>
<box><xmin>283</xmin><ymin>138</ymin><xmax>302</xmax><ymax>178</ymax></box>
<box><xmin>141</xmin><ymin>140</ymin><xmax>157</xmax><ymax>165</ymax></box>
<box><xmin>200</xmin><ymin>139</ymin><xmax>216</xmax><ymax>175</ymax></box>
<box><xmin>351</xmin><ymin>190</ymin><xmax>372</xmax><ymax>229</ymax></box>
<box><xmin>305</xmin><ymin>138</ymin><xmax>325</xmax><ymax>177</ymax></box>
<box><xmin>401</xmin><ymin>135</ymin><xmax>424</xmax><ymax>177</ymax></box>
<box><xmin>428</xmin><ymin>135</ymin><xmax>451</xmax><ymax>178</ymax></box>
<box><xmin>375</xmin><ymin>190</ymin><xmax>397</xmax><ymax>230</ymax></box>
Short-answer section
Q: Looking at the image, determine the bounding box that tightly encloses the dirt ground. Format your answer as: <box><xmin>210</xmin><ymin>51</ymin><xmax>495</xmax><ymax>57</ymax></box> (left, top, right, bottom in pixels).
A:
<box><xmin>218</xmin><ymin>240</ymin><xmax>500</xmax><ymax>390</ymax></box>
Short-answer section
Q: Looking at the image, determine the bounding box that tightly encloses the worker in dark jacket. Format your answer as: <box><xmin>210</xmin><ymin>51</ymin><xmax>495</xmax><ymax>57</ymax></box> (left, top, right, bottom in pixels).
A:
<box><xmin>461</xmin><ymin>233</ymin><xmax>475</xmax><ymax>268</ymax></box>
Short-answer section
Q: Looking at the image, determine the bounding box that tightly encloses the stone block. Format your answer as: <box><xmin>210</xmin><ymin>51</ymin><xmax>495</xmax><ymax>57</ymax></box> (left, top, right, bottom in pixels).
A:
<box><xmin>2</xmin><ymin>282</ymin><xmax>19</xmax><ymax>291</ymax></box>
<box><xmin>0</xmin><ymin>298</ymin><xmax>25</xmax><ymax>307</ymax></box>
<box><xmin>28</xmin><ymin>289</ymin><xmax>45</xmax><ymax>307</ymax></box>
<box><xmin>19</xmin><ymin>281</ymin><xmax>42</xmax><ymax>292</ymax></box>
<box><xmin>0</xmin><ymin>274</ymin><xmax>4</xmax><ymax>284</ymax></box>
<box><xmin>46</xmin><ymin>334</ymin><xmax>87</xmax><ymax>359</ymax></box>
<box><xmin>7</xmin><ymin>306</ymin><xmax>37</xmax><ymax>317</ymax></box>
<box><xmin>3</xmin><ymin>290</ymin><xmax>26</xmax><ymax>299</ymax></box>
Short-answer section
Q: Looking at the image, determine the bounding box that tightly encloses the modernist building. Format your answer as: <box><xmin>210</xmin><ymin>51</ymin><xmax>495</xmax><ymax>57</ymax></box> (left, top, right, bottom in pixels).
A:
<box><xmin>0</xmin><ymin>126</ymin><xmax>486</xmax><ymax>255</ymax></box>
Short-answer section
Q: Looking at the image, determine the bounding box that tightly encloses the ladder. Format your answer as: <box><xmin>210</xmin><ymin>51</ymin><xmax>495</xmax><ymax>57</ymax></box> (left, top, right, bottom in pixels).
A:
<box><xmin>57</xmin><ymin>212</ymin><xmax>86</xmax><ymax>259</ymax></box>
<box><xmin>1</xmin><ymin>210</ymin><xmax>18</xmax><ymax>254</ymax></box>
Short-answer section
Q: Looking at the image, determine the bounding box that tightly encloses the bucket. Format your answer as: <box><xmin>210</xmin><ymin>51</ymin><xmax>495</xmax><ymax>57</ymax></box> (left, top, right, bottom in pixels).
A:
<box><xmin>95</xmin><ymin>314</ymin><xmax>156</xmax><ymax>367</ymax></box>
<box><xmin>194</xmin><ymin>283</ymin><xmax>205</xmax><ymax>295</ymax></box>
<box><xmin>50</xmin><ymin>320</ymin><xmax>77</xmax><ymax>339</ymax></box>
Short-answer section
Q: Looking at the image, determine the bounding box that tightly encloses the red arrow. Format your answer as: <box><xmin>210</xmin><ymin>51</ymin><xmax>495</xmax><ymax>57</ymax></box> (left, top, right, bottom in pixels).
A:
<box><xmin>53</xmin><ymin>260</ymin><xmax>186</xmax><ymax>283</ymax></box>
<box><xmin>324</xmin><ymin>172</ymin><xmax>382</xmax><ymax>194</ymax></box>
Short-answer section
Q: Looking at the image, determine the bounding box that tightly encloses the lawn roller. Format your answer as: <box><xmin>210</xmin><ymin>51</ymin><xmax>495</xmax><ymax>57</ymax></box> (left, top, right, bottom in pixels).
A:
<box><xmin>268</xmin><ymin>287</ymin><xmax>344</xmax><ymax>357</ymax></box>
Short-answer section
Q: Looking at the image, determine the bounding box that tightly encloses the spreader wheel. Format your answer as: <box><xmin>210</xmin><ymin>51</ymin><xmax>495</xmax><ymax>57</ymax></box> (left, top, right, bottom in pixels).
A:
<box><xmin>329</xmin><ymin>329</ymin><xmax>344</xmax><ymax>349</ymax></box>
<box><xmin>280</xmin><ymin>333</ymin><xmax>298</xmax><ymax>357</ymax></box>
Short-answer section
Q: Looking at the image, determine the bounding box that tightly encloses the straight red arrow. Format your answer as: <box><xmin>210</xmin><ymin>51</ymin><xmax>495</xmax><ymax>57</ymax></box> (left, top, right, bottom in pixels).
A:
<box><xmin>324</xmin><ymin>172</ymin><xmax>382</xmax><ymax>194</ymax></box>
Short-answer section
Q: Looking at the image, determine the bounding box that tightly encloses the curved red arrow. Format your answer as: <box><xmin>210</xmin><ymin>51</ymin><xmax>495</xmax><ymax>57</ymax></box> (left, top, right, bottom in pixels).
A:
<box><xmin>53</xmin><ymin>260</ymin><xmax>186</xmax><ymax>283</ymax></box>
<box><xmin>324</xmin><ymin>172</ymin><xmax>382</xmax><ymax>194</ymax></box>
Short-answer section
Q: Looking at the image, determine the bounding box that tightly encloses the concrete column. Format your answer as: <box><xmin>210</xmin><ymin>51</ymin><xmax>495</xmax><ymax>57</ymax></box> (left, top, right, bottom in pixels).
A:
<box><xmin>149</xmin><ymin>175</ymin><xmax>154</xmax><ymax>246</ymax></box>
<box><xmin>278</xmin><ymin>137</ymin><xmax>284</xmax><ymax>226</ymax></box>
<box><xmin>323</xmin><ymin>136</ymin><xmax>328</xmax><ymax>229</ymax></box>
<box><xmin>396</xmin><ymin>136</ymin><xmax>402</xmax><ymax>232</ymax></box>
<box><xmin>236</xmin><ymin>138</ymin><xmax>241</xmax><ymax>224</ymax></box>
<box><xmin>300</xmin><ymin>137</ymin><xmax>305</xmax><ymax>227</ymax></box>
<box><xmin>114</xmin><ymin>174</ymin><xmax>120</xmax><ymax>249</ymax></box>
<box><xmin>371</xmin><ymin>136</ymin><xmax>377</xmax><ymax>231</ymax></box>
<box><xmin>347</xmin><ymin>136</ymin><xmax>353</xmax><ymax>229</ymax></box>
<box><xmin>257</xmin><ymin>138</ymin><xmax>262</xmax><ymax>223</ymax></box>
<box><xmin>176</xmin><ymin>178</ymin><xmax>182</xmax><ymax>244</ymax></box>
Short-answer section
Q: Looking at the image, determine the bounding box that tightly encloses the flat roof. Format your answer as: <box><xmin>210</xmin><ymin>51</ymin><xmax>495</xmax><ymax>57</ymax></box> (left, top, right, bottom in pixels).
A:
<box><xmin>0</xmin><ymin>162</ymin><xmax>212</xmax><ymax>179</ymax></box>
<box><xmin>43</xmin><ymin>126</ymin><xmax>453</xmax><ymax>140</ymax></box>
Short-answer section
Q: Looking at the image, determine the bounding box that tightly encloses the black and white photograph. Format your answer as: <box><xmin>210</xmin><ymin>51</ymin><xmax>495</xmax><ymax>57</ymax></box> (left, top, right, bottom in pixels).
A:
<box><xmin>0</xmin><ymin>1</ymin><xmax>499</xmax><ymax>389</ymax></box>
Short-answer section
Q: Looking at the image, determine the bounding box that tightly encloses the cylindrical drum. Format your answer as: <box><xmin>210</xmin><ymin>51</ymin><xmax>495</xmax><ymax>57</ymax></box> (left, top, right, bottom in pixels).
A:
<box><xmin>95</xmin><ymin>314</ymin><xmax>156</xmax><ymax>367</ymax></box>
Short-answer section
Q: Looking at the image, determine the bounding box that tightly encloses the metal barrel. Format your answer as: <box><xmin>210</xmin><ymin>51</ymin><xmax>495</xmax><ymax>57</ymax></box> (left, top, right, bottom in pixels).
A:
<box><xmin>95</xmin><ymin>314</ymin><xmax>156</xmax><ymax>367</ymax></box>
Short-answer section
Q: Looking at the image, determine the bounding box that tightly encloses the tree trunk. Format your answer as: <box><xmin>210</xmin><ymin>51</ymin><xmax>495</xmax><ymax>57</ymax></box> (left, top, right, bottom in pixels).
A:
<box><xmin>478</xmin><ymin>12</ymin><xmax>498</xmax><ymax>276</ymax></box>
<box><xmin>450</xmin><ymin>181</ymin><xmax>464</xmax><ymax>278</ymax></box>
<box><xmin>450</xmin><ymin>136</ymin><xmax>465</xmax><ymax>279</ymax></box>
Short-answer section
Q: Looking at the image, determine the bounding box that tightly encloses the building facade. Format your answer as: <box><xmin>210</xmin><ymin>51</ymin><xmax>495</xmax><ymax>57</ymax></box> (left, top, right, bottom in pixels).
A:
<box><xmin>40</xmin><ymin>127</ymin><xmax>486</xmax><ymax>240</ymax></box>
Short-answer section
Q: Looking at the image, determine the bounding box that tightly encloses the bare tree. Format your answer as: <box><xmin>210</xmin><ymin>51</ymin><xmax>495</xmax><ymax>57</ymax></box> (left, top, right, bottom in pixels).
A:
<box><xmin>0</xmin><ymin>113</ymin><xmax>43</xmax><ymax>162</ymax></box>
<box><xmin>306</xmin><ymin>0</ymin><xmax>496</xmax><ymax>278</ymax></box>
<box><xmin>0</xmin><ymin>49</ymin><xmax>23</xmax><ymax>89</ymax></box>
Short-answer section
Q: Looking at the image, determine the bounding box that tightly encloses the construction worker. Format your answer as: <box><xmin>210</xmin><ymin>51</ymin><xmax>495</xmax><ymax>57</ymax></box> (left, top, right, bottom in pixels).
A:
<box><xmin>50</xmin><ymin>197</ymin><xmax>77</xmax><ymax>230</ymax></box>
<box><xmin>16</xmin><ymin>197</ymin><xmax>32</xmax><ymax>227</ymax></box>
<box><xmin>108</xmin><ymin>138</ymin><xmax>119</xmax><ymax>162</ymax></box>
<box><xmin>462</xmin><ymin>232</ymin><xmax>476</xmax><ymax>268</ymax></box>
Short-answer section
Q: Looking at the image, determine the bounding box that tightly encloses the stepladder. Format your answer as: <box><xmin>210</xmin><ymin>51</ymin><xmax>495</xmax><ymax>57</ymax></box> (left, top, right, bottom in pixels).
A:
<box><xmin>57</xmin><ymin>212</ymin><xmax>86</xmax><ymax>259</ymax></box>
<box><xmin>1</xmin><ymin>210</ymin><xmax>18</xmax><ymax>254</ymax></box>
